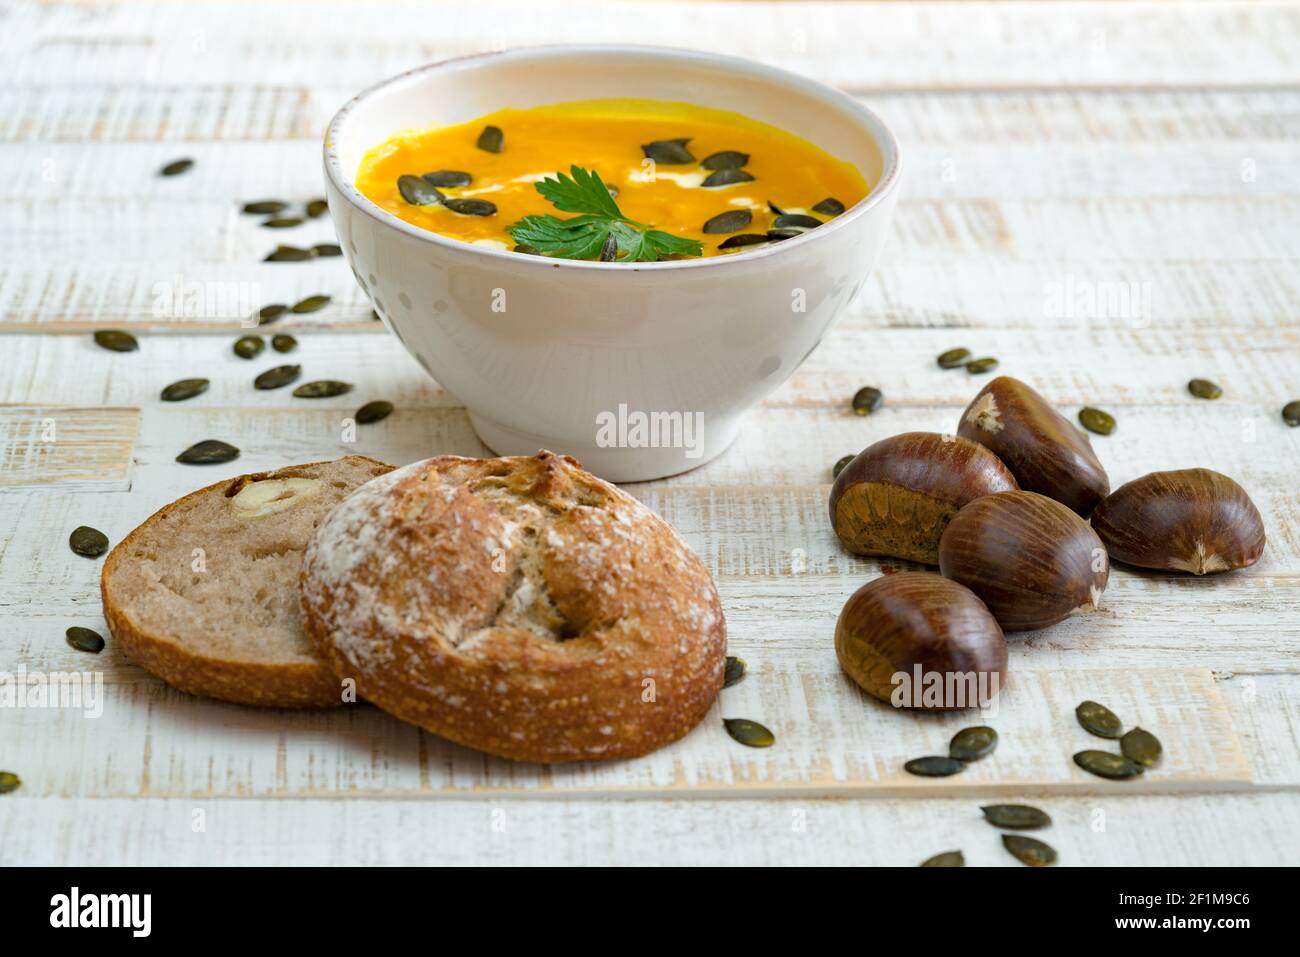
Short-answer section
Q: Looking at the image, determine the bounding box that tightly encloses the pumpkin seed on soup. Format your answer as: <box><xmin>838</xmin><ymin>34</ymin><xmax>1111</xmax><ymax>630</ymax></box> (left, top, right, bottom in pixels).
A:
<box><xmin>262</xmin><ymin>217</ymin><xmax>303</xmax><ymax>229</ymax></box>
<box><xmin>398</xmin><ymin>174</ymin><xmax>444</xmax><ymax>206</ymax></box>
<box><xmin>701</xmin><ymin>150</ymin><xmax>750</xmax><ymax>170</ymax></box>
<box><xmin>293</xmin><ymin>380</ymin><xmax>353</xmax><ymax>399</ymax></box>
<box><xmin>476</xmin><ymin>125</ymin><xmax>504</xmax><ymax>153</ymax></box>
<box><xmin>258</xmin><ymin>303</ymin><xmax>287</xmax><ymax>325</ymax></box>
<box><xmin>723</xmin><ymin>655</ymin><xmax>746</xmax><ymax>688</ymax></box>
<box><xmin>920</xmin><ymin>850</ymin><xmax>964</xmax><ymax>867</ymax></box>
<box><xmin>69</xmin><ymin>526</ymin><xmax>109</xmax><ymax>558</ymax></box>
<box><xmin>265</xmin><ymin>245</ymin><xmax>315</xmax><ymax>262</ymax></box>
<box><xmin>1076</xmin><ymin>700</ymin><xmax>1123</xmax><ymax>739</ymax></box>
<box><xmin>1074</xmin><ymin>750</ymin><xmax>1143</xmax><ymax>780</ymax></box>
<box><xmin>160</xmin><ymin>378</ymin><xmax>208</xmax><ymax>402</ymax></box>
<box><xmin>1078</xmin><ymin>407</ymin><xmax>1116</xmax><ymax>435</ymax></box>
<box><xmin>641</xmin><ymin>138</ymin><xmax>694</xmax><ymax>164</ymax></box>
<box><xmin>514</xmin><ymin>244</ymin><xmax>541</xmax><ymax>256</ymax></box>
<box><xmin>949</xmin><ymin>726</ymin><xmax>998</xmax><ymax>762</ymax></box>
<box><xmin>291</xmin><ymin>295</ymin><xmax>331</xmax><ymax>314</ymax></box>
<box><xmin>723</xmin><ymin>718</ymin><xmax>774</xmax><ymax>748</ymax></box>
<box><xmin>242</xmin><ymin>200</ymin><xmax>287</xmax><ymax>215</ymax></box>
<box><xmin>305</xmin><ymin>198</ymin><xmax>329</xmax><ymax>218</ymax></box>
<box><xmin>598</xmin><ymin>233</ymin><xmax>618</xmax><ymax>262</ymax></box>
<box><xmin>313</xmin><ymin>243</ymin><xmax>342</xmax><ymax>257</ymax></box>
<box><xmin>254</xmin><ymin>365</ymin><xmax>301</xmax><ymax>390</ymax></box>
<box><xmin>812</xmin><ymin>197</ymin><xmax>846</xmax><ymax>216</ymax></box>
<box><xmin>937</xmin><ymin>348</ymin><xmax>971</xmax><ymax>369</ymax></box>
<box><xmin>851</xmin><ymin>386</ymin><xmax>883</xmax><ymax>416</ymax></box>
<box><xmin>702</xmin><ymin>209</ymin><xmax>752</xmax><ymax>234</ymax></box>
<box><xmin>1002</xmin><ymin>834</ymin><xmax>1057</xmax><ymax>866</ymax></box>
<box><xmin>766</xmin><ymin>229</ymin><xmax>800</xmax><ymax>241</ymax></box>
<box><xmin>767</xmin><ymin>201</ymin><xmax>786</xmax><ymax>216</ymax></box>
<box><xmin>981</xmin><ymin>804</ymin><xmax>1051</xmax><ymax>830</ymax></box>
<box><xmin>233</xmin><ymin>335</ymin><xmax>264</xmax><ymax>360</ymax></box>
<box><xmin>93</xmin><ymin>330</ymin><xmax>138</xmax><ymax>353</ymax></box>
<box><xmin>271</xmin><ymin>334</ymin><xmax>297</xmax><ymax>353</ymax></box>
<box><xmin>1120</xmin><ymin>727</ymin><xmax>1163</xmax><ymax>767</ymax></box>
<box><xmin>701</xmin><ymin>168</ymin><xmax>755</xmax><ymax>188</ymax></box>
<box><xmin>176</xmin><ymin>439</ymin><xmax>239</xmax><ymax>465</ymax></box>
<box><xmin>1283</xmin><ymin>400</ymin><xmax>1300</xmax><ymax>427</ymax></box>
<box><xmin>832</xmin><ymin>454</ymin><xmax>854</xmax><ymax>479</ymax></box>
<box><xmin>355</xmin><ymin>400</ymin><xmax>393</xmax><ymax>424</ymax></box>
<box><xmin>443</xmin><ymin>197</ymin><xmax>497</xmax><ymax>217</ymax></box>
<box><xmin>66</xmin><ymin>626</ymin><xmax>105</xmax><ymax>654</ymax></box>
<box><xmin>966</xmin><ymin>357</ymin><xmax>998</xmax><ymax>374</ymax></box>
<box><xmin>0</xmin><ymin>772</ymin><xmax>20</xmax><ymax>794</ymax></box>
<box><xmin>1188</xmin><ymin>378</ymin><xmax>1222</xmax><ymax>400</ymax></box>
<box><xmin>159</xmin><ymin>158</ymin><xmax>193</xmax><ymax>176</ymax></box>
<box><xmin>718</xmin><ymin>234</ymin><xmax>770</xmax><ymax>250</ymax></box>
<box><xmin>423</xmin><ymin>170</ymin><xmax>472</xmax><ymax>188</ymax></box>
<box><xmin>904</xmin><ymin>756</ymin><xmax>965</xmax><ymax>777</ymax></box>
<box><xmin>772</xmin><ymin>213</ymin><xmax>821</xmax><ymax>230</ymax></box>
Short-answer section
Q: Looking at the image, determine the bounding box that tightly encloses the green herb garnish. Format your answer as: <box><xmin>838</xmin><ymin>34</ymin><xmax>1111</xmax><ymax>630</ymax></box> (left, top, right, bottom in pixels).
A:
<box><xmin>508</xmin><ymin>166</ymin><xmax>704</xmax><ymax>262</ymax></box>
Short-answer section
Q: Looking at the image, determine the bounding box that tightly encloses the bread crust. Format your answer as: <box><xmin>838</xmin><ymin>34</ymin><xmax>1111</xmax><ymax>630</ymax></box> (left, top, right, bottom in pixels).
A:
<box><xmin>300</xmin><ymin>451</ymin><xmax>727</xmax><ymax>762</ymax></box>
<box><xmin>101</xmin><ymin>456</ymin><xmax>393</xmax><ymax>708</ymax></box>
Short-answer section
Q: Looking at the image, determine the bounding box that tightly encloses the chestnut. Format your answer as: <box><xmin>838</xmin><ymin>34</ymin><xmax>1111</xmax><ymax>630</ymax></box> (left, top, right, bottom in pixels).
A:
<box><xmin>834</xmin><ymin>572</ymin><xmax>1007</xmax><ymax>710</ymax></box>
<box><xmin>1091</xmin><ymin>468</ymin><xmax>1266</xmax><ymax>574</ymax></box>
<box><xmin>938</xmin><ymin>490</ymin><xmax>1108</xmax><ymax>632</ymax></box>
<box><xmin>957</xmin><ymin>376</ymin><xmax>1110</xmax><ymax>517</ymax></box>
<box><xmin>829</xmin><ymin>432</ymin><xmax>1018</xmax><ymax>564</ymax></box>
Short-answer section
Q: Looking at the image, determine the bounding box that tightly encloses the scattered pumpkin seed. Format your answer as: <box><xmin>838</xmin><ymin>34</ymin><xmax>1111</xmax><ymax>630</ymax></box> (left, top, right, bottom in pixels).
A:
<box><xmin>305</xmin><ymin>198</ymin><xmax>328</xmax><ymax>218</ymax></box>
<box><xmin>271</xmin><ymin>334</ymin><xmax>297</xmax><ymax>353</ymax></box>
<box><xmin>159</xmin><ymin>157</ymin><xmax>193</xmax><ymax>176</ymax></box>
<box><xmin>598</xmin><ymin>233</ymin><xmax>618</xmax><ymax>262</ymax></box>
<box><xmin>264</xmin><ymin>245</ymin><xmax>316</xmax><ymax>262</ymax></box>
<box><xmin>476</xmin><ymin>125</ymin><xmax>504</xmax><ymax>153</ymax></box>
<box><xmin>1078</xmin><ymin>407</ymin><xmax>1116</xmax><ymax>435</ymax></box>
<box><xmin>852</xmin><ymin>386</ymin><xmax>884</xmax><ymax>416</ymax></box>
<box><xmin>904</xmin><ymin>756</ymin><xmax>966</xmax><ymax>777</ymax></box>
<box><xmin>949</xmin><ymin>726</ymin><xmax>998</xmax><ymax>762</ymax></box>
<box><xmin>773</xmin><ymin>213</ymin><xmax>821</xmax><ymax>230</ymax></box>
<box><xmin>423</xmin><ymin>170</ymin><xmax>472</xmax><ymax>188</ymax></box>
<box><xmin>718</xmin><ymin>234</ymin><xmax>771</xmax><ymax>250</ymax></box>
<box><xmin>724</xmin><ymin>718</ymin><xmax>774</xmax><ymax>748</ymax></box>
<box><xmin>513</xmin><ymin>244</ymin><xmax>541</xmax><ymax>256</ymax></box>
<box><xmin>1002</xmin><ymin>834</ymin><xmax>1057</xmax><ymax>866</ymax></box>
<box><xmin>812</xmin><ymin>197</ymin><xmax>846</xmax><ymax>216</ymax></box>
<box><xmin>1283</xmin><ymin>400</ymin><xmax>1300</xmax><ymax>427</ymax></box>
<box><xmin>965</xmin><ymin>357</ymin><xmax>999</xmax><ymax>374</ymax></box>
<box><xmin>65</xmin><ymin>626</ymin><xmax>105</xmax><ymax>654</ymax></box>
<box><xmin>233</xmin><ymin>335</ymin><xmax>264</xmax><ymax>360</ymax></box>
<box><xmin>981</xmin><ymin>804</ymin><xmax>1051</xmax><ymax>830</ymax></box>
<box><xmin>702</xmin><ymin>209</ymin><xmax>753</xmax><ymax>234</ymax></box>
<box><xmin>641</xmin><ymin>137</ymin><xmax>694</xmax><ymax>164</ymax></box>
<box><xmin>262</xmin><ymin>217</ymin><xmax>304</xmax><ymax>229</ymax></box>
<box><xmin>398</xmin><ymin>174</ymin><xmax>445</xmax><ymax>206</ymax></box>
<box><xmin>702</xmin><ymin>168</ymin><xmax>755</xmax><ymax>188</ymax></box>
<box><xmin>1188</xmin><ymin>378</ymin><xmax>1223</xmax><ymax>400</ymax></box>
<box><xmin>1074</xmin><ymin>749</ymin><xmax>1144</xmax><ymax>780</ymax></box>
<box><xmin>293</xmin><ymin>380</ymin><xmax>353</xmax><ymax>399</ymax></box>
<box><xmin>765</xmin><ymin>228</ymin><xmax>800</xmax><ymax>241</ymax></box>
<box><xmin>832</xmin><ymin>454</ymin><xmax>855</xmax><ymax>479</ymax></box>
<box><xmin>254</xmin><ymin>364</ymin><xmax>301</xmax><ymax>390</ymax></box>
<box><xmin>257</xmin><ymin>303</ymin><xmax>287</xmax><ymax>325</ymax></box>
<box><xmin>920</xmin><ymin>850</ymin><xmax>965</xmax><ymax>867</ymax></box>
<box><xmin>291</xmin><ymin>294</ymin><xmax>331</xmax><ymax>314</ymax></box>
<box><xmin>767</xmin><ymin>201</ymin><xmax>786</xmax><ymax>216</ymax></box>
<box><xmin>93</xmin><ymin>330</ymin><xmax>138</xmax><ymax>353</ymax></box>
<box><xmin>937</xmin><ymin>347</ymin><xmax>971</xmax><ymax>369</ymax></box>
<box><xmin>443</xmin><ymin>197</ymin><xmax>497</xmax><ymax>217</ymax></box>
<box><xmin>0</xmin><ymin>771</ymin><xmax>20</xmax><ymax>794</ymax></box>
<box><xmin>723</xmin><ymin>655</ymin><xmax>746</xmax><ymax>688</ymax></box>
<box><xmin>1120</xmin><ymin>727</ymin><xmax>1163</xmax><ymax>767</ymax></box>
<box><xmin>69</xmin><ymin>526</ymin><xmax>109</xmax><ymax>558</ymax></box>
<box><xmin>160</xmin><ymin>378</ymin><xmax>209</xmax><ymax>402</ymax></box>
<box><xmin>176</xmin><ymin>439</ymin><xmax>240</xmax><ymax>465</ymax></box>
<box><xmin>242</xmin><ymin>200</ymin><xmax>287</xmax><ymax>215</ymax></box>
<box><xmin>701</xmin><ymin>150</ymin><xmax>749</xmax><ymax>170</ymax></box>
<box><xmin>313</xmin><ymin>243</ymin><xmax>342</xmax><ymax>257</ymax></box>
<box><xmin>1076</xmin><ymin>700</ymin><xmax>1123</xmax><ymax>739</ymax></box>
<box><xmin>355</xmin><ymin>399</ymin><xmax>393</xmax><ymax>424</ymax></box>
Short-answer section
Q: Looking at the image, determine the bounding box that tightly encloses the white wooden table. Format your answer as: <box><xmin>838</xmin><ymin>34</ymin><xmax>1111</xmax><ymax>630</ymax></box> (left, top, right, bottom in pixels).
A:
<box><xmin>2</xmin><ymin>0</ymin><xmax>1298</xmax><ymax>866</ymax></box>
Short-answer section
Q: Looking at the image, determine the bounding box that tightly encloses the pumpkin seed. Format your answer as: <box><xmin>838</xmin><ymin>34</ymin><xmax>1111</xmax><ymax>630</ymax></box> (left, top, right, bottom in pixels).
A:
<box><xmin>233</xmin><ymin>335</ymin><xmax>264</xmax><ymax>360</ymax></box>
<box><xmin>313</xmin><ymin>243</ymin><xmax>342</xmax><ymax>257</ymax></box>
<box><xmin>1002</xmin><ymin>834</ymin><xmax>1057</xmax><ymax>866</ymax></box>
<box><xmin>832</xmin><ymin>454</ymin><xmax>855</xmax><ymax>479</ymax></box>
<box><xmin>271</xmin><ymin>334</ymin><xmax>297</xmax><ymax>353</ymax></box>
<box><xmin>254</xmin><ymin>364</ymin><xmax>301</xmax><ymax>390</ymax></box>
<box><xmin>723</xmin><ymin>655</ymin><xmax>746</xmax><ymax>688</ymax></box>
<box><xmin>257</xmin><ymin>303</ymin><xmax>287</xmax><ymax>325</ymax></box>
<box><xmin>937</xmin><ymin>347</ymin><xmax>971</xmax><ymax>369</ymax></box>
<box><xmin>641</xmin><ymin>138</ymin><xmax>694</xmax><ymax>164</ymax></box>
<box><xmin>423</xmin><ymin>170</ymin><xmax>472</xmax><ymax>188</ymax></box>
<box><xmin>598</xmin><ymin>233</ymin><xmax>618</xmax><ymax>262</ymax></box>
<box><xmin>265</xmin><ymin>245</ymin><xmax>316</xmax><ymax>262</ymax></box>
<box><xmin>904</xmin><ymin>756</ymin><xmax>966</xmax><ymax>777</ymax></box>
<box><xmin>159</xmin><ymin>157</ymin><xmax>193</xmax><ymax>176</ymax></box>
<box><xmin>965</xmin><ymin>357</ymin><xmax>999</xmax><ymax>374</ymax></box>
<box><xmin>702</xmin><ymin>209</ymin><xmax>753</xmax><ymax>234</ymax></box>
<box><xmin>767</xmin><ymin>201</ymin><xmax>786</xmax><ymax>216</ymax></box>
<box><xmin>1076</xmin><ymin>700</ymin><xmax>1123</xmax><ymax>739</ymax></box>
<box><xmin>66</xmin><ymin>626</ymin><xmax>105</xmax><ymax>654</ymax></box>
<box><xmin>920</xmin><ymin>850</ymin><xmax>964</xmax><ymax>867</ymax></box>
<box><xmin>701</xmin><ymin>150</ymin><xmax>750</xmax><ymax>170</ymax></box>
<box><xmin>772</xmin><ymin>213</ymin><xmax>821</xmax><ymax>230</ymax></box>
<box><xmin>1078</xmin><ymin>407</ymin><xmax>1116</xmax><ymax>435</ymax></box>
<box><xmin>355</xmin><ymin>399</ymin><xmax>393</xmax><ymax>424</ymax></box>
<box><xmin>1120</xmin><ymin>727</ymin><xmax>1163</xmax><ymax>767</ymax></box>
<box><xmin>176</xmin><ymin>439</ymin><xmax>240</xmax><ymax>465</ymax></box>
<box><xmin>293</xmin><ymin>380</ymin><xmax>353</xmax><ymax>399</ymax></box>
<box><xmin>717</xmin><ymin>234</ymin><xmax>771</xmax><ymax>250</ymax></box>
<box><xmin>1188</xmin><ymin>378</ymin><xmax>1222</xmax><ymax>400</ymax></box>
<box><xmin>443</xmin><ymin>197</ymin><xmax>497</xmax><ymax>217</ymax></box>
<box><xmin>291</xmin><ymin>294</ymin><xmax>331</xmax><ymax>314</ymax></box>
<box><xmin>242</xmin><ymin>200</ymin><xmax>288</xmax><ymax>215</ymax></box>
<box><xmin>514</xmin><ymin>244</ymin><xmax>541</xmax><ymax>256</ymax></box>
<box><xmin>398</xmin><ymin>174</ymin><xmax>445</xmax><ymax>206</ymax></box>
<box><xmin>1283</xmin><ymin>400</ymin><xmax>1300</xmax><ymax>427</ymax></box>
<box><xmin>949</xmin><ymin>726</ymin><xmax>998</xmax><ymax>762</ymax></box>
<box><xmin>812</xmin><ymin>197</ymin><xmax>846</xmax><ymax>216</ymax></box>
<box><xmin>0</xmin><ymin>771</ymin><xmax>19</xmax><ymax>794</ymax></box>
<box><xmin>981</xmin><ymin>804</ymin><xmax>1051</xmax><ymax>830</ymax></box>
<box><xmin>1074</xmin><ymin>749</ymin><xmax>1144</xmax><ymax>780</ymax></box>
<box><xmin>724</xmin><ymin>718</ymin><xmax>774</xmax><ymax>748</ymax></box>
<box><xmin>93</xmin><ymin>330</ymin><xmax>138</xmax><ymax>353</ymax></box>
<box><xmin>701</xmin><ymin>168</ymin><xmax>755</xmax><ymax>188</ymax></box>
<box><xmin>160</xmin><ymin>377</ymin><xmax>209</xmax><ymax>402</ymax></box>
<box><xmin>69</xmin><ymin>526</ymin><xmax>109</xmax><ymax>558</ymax></box>
<box><xmin>262</xmin><ymin>216</ymin><xmax>304</xmax><ymax>229</ymax></box>
<box><xmin>305</xmin><ymin>198</ymin><xmax>328</xmax><ymax>218</ymax></box>
<box><xmin>765</xmin><ymin>228</ymin><xmax>801</xmax><ymax>241</ymax></box>
<box><xmin>852</xmin><ymin>386</ymin><xmax>883</xmax><ymax>416</ymax></box>
<box><xmin>476</xmin><ymin>125</ymin><xmax>504</xmax><ymax>153</ymax></box>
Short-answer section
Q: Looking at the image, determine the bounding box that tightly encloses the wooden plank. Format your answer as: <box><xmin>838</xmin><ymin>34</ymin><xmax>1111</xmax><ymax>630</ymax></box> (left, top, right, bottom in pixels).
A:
<box><xmin>0</xmin><ymin>405</ymin><xmax>138</xmax><ymax>489</ymax></box>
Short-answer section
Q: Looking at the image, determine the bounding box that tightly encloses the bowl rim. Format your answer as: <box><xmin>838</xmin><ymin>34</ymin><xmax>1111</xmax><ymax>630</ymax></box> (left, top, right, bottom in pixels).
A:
<box><xmin>323</xmin><ymin>44</ymin><xmax>902</xmax><ymax>271</ymax></box>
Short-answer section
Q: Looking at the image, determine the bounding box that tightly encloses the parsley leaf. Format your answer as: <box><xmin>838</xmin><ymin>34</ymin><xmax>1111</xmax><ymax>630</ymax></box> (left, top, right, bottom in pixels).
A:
<box><xmin>508</xmin><ymin>165</ymin><xmax>704</xmax><ymax>262</ymax></box>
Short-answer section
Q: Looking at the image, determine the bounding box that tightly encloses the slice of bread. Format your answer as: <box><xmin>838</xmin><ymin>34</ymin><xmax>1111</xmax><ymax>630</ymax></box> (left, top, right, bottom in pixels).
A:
<box><xmin>101</xmin><ymin>456</ymin><xmax>393</xmax><ymax>707</ymax></box>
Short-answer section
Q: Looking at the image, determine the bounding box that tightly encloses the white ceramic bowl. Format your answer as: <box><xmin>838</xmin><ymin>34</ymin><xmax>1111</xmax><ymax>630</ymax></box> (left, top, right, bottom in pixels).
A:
<box><xmin>324</xmin><ymin>45</ymin><xmax>901</xmax><ymax>482</ymax></box>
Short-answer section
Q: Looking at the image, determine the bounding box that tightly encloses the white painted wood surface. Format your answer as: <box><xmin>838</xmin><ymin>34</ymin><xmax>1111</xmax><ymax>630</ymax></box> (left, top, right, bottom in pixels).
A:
<box><xmin>2</xmin><ymin>0</ymin><xmax>1299</xmax><ymax>865</ymax></box>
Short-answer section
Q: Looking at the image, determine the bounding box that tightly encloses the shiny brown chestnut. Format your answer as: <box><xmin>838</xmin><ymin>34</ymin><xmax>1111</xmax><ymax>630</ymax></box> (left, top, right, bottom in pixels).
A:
<box><xmin>938</xmin><ymin>490</ymin><xmax>1109</xmax><ymax>632</ymax></box>
<box><xmin>835</xmin><ymin>572</ymin><xmax>1007</xmax><ymax>710</ymax></box>
<box><xmin>1091</xmin><ymin>468</ymin><xmax>1266</xmax><ymax>574</ymax></box>
<box><xmin>957</xmin><ymin>376</ymin><xmax>1110</xmax><ymax>517</ymax></box>
<box><xmin>829</xmin><ymin>432</ymin><xmax>1018</xmax><ymax>564</ymax></box>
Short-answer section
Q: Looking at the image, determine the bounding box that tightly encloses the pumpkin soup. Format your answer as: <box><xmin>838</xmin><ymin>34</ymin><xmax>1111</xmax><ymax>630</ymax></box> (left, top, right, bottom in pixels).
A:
<box><xmin>355</xmin><ymin>99</ymin><xmax>871</xmax><ymax>261</ymax></box>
